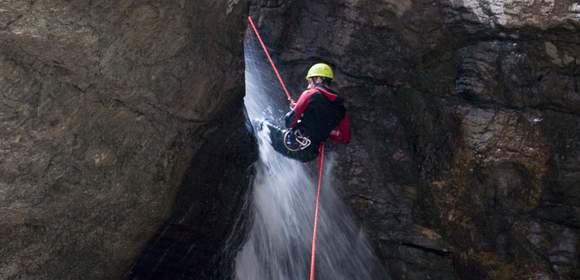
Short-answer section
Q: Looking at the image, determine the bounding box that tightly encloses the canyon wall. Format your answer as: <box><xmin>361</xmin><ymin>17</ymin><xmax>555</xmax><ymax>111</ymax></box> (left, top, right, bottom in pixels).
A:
<box><xmin>0</xmin><ymin>1</ymin><xmax>252</xmax><ymax>279</ymax></box>
<box><xmin>250</xmin><ymin>0</ymin><xmax>579</xmax><ymax>279</ymax></box>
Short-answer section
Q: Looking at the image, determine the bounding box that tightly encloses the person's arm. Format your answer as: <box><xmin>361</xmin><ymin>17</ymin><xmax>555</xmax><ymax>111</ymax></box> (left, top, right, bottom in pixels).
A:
<box><xmin>284</xmin><ymin>110</ymin><xmax>295</xmax><ymax>128</ymax></box>
<box><xmin>285</xmin><ymin>90</ymin><xmax>315</xmax><ymax>128</ymax></box>
<box><xmin>329</xmin><ymin>115</ymin><xmax>351</xmax><ymax>144</ymax></box>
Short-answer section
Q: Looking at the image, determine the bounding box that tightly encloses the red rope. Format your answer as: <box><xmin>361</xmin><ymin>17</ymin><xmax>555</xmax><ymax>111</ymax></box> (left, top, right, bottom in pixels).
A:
<box><xmin>309</xmin><ymin>143</ymin><xmax>325</xmax><ymax>280</ymax></box>
<box><xmin>247</xmin><ymin>16</ymin><xmax>295</xmax><ymax>104</ymax></box>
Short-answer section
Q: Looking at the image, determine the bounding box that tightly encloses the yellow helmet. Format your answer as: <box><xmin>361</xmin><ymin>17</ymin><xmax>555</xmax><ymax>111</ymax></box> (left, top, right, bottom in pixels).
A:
<box><xmin>305</xmin><ymin>63</ymin><xmax>334</xmax><ymax>80</ymax></box>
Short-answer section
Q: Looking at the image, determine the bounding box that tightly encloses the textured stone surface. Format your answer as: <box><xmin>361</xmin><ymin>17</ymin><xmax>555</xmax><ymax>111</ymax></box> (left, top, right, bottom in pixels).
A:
<box><xmin>442</xmin><ymin>0</ymin><xmax>580</xmax><ymax>30</ymax></box>
<box><xmin>0</xmin><ymin>1</ymin><xmax>249</xmax><ymax>279</ymax></box>
<box><xmin>127</xmin><ymin>116</ymin><xmax>256</xmax><ymax>280</ymax></box>
<box><xmin>2</xmin><ymin>0</ymin><xmax>580</xmax><ymax>279</ymax></box>
<box><xmin>250</xmin><ymin>0</ymin><xmax>580</xmax><ymax>279</ymax></box>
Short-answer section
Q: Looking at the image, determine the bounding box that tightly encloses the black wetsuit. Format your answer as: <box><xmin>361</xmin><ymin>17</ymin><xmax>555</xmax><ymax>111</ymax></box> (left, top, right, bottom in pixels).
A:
<box><xmin>259</xmin><ymin>85</ymin><xmax>350</xmax><ymax>162</ymax></box>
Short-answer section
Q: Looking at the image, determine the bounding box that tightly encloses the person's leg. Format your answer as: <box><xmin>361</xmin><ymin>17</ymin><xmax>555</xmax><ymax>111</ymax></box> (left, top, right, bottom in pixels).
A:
<box><xmin>293</xmin><ymin>144</ymin><xmax>319</xmax><ymax>162</ymax></box>
<box><xmin>260</xmin><ymin>120</ymin><xmax>293</xmax><ymax>157</ymax></box>
<box><xmin>259</xmin><ymin>120</ymin><xmax>319</xmax><ymax>162</ymax></box>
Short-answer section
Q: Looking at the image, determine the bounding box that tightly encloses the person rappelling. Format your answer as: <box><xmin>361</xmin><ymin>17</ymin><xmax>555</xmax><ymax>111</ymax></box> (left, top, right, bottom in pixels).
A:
<box><xmin>247</xmin><ymin>16</ymin><xmax>351</xmax><ymax>280</ymax></box>
<box><xmin>257</xmin><ymin>63</ymin><xmax>351</xmax><ymax>162</ymax></box>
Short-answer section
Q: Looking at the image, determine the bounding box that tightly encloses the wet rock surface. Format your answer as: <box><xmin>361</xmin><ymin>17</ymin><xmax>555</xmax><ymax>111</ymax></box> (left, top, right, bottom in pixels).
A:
<box><xmin>0</xmin><ymin>1</ymin><xmax>250</xmax><ymax>279</ymax></box>
<box><xmin>127</xmin><ymin>113</ymin><xmax>256</xmax><ymax>280</ymax></box>
<box><xmin>250</xmin><ymin>0</ymin><xmax>579</xmax><ymax>279</ymax></box>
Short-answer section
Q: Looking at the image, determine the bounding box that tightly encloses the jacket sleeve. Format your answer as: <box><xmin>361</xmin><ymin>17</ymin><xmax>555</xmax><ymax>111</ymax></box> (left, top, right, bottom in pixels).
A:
<box><xmin>329</xmin><ymin>115</ymin><xmax>351</xmax><ymax>144</ymax></box>
<box><xmin>286</xmin><ymin>90</ymin><xmax>313</xmax><ymax>128</ymax></box>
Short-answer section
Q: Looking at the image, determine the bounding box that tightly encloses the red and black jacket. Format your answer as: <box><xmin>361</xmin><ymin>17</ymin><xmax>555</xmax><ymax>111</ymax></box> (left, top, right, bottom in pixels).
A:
<box><xmin>284</xmin><ymin>86</ymin><xmax>351</xmax><ymax>145</ymax></box>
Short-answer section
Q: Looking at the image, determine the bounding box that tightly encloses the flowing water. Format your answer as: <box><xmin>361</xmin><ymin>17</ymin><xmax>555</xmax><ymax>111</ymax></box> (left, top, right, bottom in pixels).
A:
<box><xmin>235</xmin><ymin>36</ymin><xmax>387</xmax><ymax>280</ymax></box>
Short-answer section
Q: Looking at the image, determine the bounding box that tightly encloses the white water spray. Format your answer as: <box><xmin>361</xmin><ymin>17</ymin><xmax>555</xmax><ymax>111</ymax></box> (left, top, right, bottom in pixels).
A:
<box><xmin>235</xmin><ymin>36</ymin><xmax>388</xmax><ymax>280</ymax></box>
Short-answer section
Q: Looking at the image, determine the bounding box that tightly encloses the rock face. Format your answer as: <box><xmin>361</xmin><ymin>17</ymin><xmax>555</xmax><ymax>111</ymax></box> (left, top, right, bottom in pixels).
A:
<box><xmin>127</xmin><ymin>116</ymin><xmax>256</xmax><ymax>280</ymax></box>
<box><xmin>2</xmin><ymin>0</ymin><xmax>579</xmax><ymax>279</ymax></box>
<box><xmin>250</xmin><ymin>0</ymin><xmax>579</xmax><ymax>279</ymax></box>
<box><xmin>0</xmin><ymin>1</ymin><xmax>251</xmax><ymax>279</ymax></box>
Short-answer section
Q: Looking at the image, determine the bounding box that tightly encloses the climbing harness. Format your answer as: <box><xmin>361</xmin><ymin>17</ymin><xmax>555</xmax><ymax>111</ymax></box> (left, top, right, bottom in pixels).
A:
<box><xmin>247</xmin><ymin>16</ymin><xmax>326</xmax><ymax>280</ymax></box>
<box><xmin>283</xmin><ymin>129</ymin><xmax>312</xmax><ymax>151</ymax></box>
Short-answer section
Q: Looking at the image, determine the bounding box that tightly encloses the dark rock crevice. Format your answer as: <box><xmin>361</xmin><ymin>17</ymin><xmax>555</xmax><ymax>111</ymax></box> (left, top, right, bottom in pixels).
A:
<box><xmin>126</xmin><ymin>100</ymin><xmax>257</xmax><ymax>280</ymax></box>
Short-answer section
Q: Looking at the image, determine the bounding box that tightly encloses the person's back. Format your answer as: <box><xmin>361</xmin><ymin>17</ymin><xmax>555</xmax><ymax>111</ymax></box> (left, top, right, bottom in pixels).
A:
<box><xmin>286</xmin><ymin>86</ymin><xmax>345</xmax><ymax>145</ymax></box>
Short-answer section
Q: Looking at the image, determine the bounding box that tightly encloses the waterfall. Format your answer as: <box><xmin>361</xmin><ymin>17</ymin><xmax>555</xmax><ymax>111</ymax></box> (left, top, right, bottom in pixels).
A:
<box><xmin>235</xmin><ymin>36</ymin><xmax>387</xmax><ymax>280</ymax></box>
